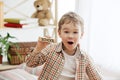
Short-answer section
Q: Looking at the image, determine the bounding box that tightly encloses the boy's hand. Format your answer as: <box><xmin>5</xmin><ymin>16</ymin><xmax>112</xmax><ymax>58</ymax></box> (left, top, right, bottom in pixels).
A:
<box><xmin>33</xmin><ymin>37</ymin><xmax>54</xmax><ymax>53</ymax></box>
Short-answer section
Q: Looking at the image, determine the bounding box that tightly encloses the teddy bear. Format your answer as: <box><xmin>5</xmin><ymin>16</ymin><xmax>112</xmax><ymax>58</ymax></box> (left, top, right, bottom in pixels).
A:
<box><xmin>31</xmin><ymin>0</ymin><xmax>52</xmax><ymax>26</ymax></box>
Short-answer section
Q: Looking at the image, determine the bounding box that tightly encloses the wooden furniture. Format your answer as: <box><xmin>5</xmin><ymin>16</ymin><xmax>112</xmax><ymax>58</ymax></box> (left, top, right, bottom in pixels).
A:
<box><xmin>0</xmin><ymin>62</ymin><xmax>18</xmax><ymax>71</ymax></box>
<box><xmin>0</xmin><ymin>1</ymin><xmax>4</xmax><ymax>28</ymax></box>
<box><xmin>0</xmin><ymin>0</ymin><xmax>58</xmax><ymax>65</ymax></box>
<box><xmin>0</xmin><ymin>0</ymin><xmax>58</xmax><ymax>42</ymax></box>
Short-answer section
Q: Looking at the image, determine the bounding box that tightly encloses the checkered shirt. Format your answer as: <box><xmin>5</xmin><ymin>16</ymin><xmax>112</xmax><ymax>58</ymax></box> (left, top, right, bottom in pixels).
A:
<box><xmin>25</xmin><ymin>42</ymin><xmax>102</xmax><ymax>80</ymax></box>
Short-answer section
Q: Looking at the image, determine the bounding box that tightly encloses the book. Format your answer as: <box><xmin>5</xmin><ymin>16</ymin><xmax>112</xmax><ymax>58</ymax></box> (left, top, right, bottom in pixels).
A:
<box><xmin>4</xmin><ymin>23</ymin><xmax>24</xmax><ymax>28</ymax></box>
<box><xmin>4</xmin><ymin>22</ymin><xmax>39</xmax><ymax>28</ymax></box>
<box><xmin>4</xmin><ymin>18</ymin><xmax>38</xmax><ymax>24</ymax></box>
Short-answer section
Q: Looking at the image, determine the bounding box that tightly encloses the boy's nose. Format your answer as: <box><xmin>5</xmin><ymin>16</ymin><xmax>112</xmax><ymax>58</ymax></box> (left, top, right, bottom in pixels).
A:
<box><xmin>68</xmin><ymin>33</ymin><xmax>74</xmax><ymax>38</ymax></box>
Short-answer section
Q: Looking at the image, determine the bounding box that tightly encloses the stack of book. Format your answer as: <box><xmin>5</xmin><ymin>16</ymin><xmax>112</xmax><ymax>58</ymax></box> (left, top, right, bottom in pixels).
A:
<box><xmin>4</xmin><ymin>18</ymin><xmax>39</xmax><ymax>28</ymax></box>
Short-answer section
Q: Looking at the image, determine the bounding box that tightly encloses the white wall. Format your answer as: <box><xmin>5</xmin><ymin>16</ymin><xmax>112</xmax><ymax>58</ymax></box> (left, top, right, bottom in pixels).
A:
<box><xmin>3</xmin><ymin>0</ymin><xmax>35</xmax><ymax>18</ymax></box>
<box><xmin>89</xmin><ymin>0</ymin><xmax>120</xmax><ymax>72</ymax></box>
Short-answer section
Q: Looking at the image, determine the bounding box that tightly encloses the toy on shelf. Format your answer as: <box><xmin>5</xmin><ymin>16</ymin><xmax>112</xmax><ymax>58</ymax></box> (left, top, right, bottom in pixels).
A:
<box><xmin>31</xmin><ymin>0</ymin><xmax>53</xmax><ymax>26</ymax></box>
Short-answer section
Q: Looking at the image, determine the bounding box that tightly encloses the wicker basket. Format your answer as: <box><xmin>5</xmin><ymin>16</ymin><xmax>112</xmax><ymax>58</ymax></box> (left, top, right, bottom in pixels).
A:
<box><xmin>8</xmin><ymin>42</ymin><xmax>37</xmax><ymax>65</ymax></box>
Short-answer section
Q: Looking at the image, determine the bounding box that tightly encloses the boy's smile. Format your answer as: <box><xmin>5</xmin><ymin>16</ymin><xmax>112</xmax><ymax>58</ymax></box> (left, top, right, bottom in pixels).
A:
<box><xmin>67</xmin><ymin>41</ymin><xmax>74</xmax><ymax>45</ymax></box>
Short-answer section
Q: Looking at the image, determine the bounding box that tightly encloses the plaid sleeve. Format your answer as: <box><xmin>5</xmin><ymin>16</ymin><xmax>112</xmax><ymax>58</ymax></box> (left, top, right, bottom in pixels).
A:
<box><xmin>25</xmin><ymin>52</ymin><xmax>46</xmax><ymax>67</ymax></box>
<box><xmin>86</xmin><ymin>54</ymin><xmax>103</xmax><ymax>80</ymax></box>
<box><xmin>25</xmin><ymin>43</ymin><xmax>54</xmax><ymax>68</ymax></box>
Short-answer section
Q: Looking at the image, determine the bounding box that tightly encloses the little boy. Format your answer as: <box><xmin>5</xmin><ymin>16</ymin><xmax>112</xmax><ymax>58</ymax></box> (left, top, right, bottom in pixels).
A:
<box><xmin>25</xmin><ymin>12</ymin><xmax>102</xmax><ymax>80</ymax></box>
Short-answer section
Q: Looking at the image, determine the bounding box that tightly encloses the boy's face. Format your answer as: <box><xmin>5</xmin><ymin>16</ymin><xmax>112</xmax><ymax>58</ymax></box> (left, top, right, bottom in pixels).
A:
<box><xmin>58</xmin><ymin>22</ymin><xmax>83</xmax><ymax>52</ymax></box>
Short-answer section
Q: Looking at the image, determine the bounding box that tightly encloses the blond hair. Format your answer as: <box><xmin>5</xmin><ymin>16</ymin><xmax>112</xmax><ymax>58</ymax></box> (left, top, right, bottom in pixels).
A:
<box><xmin>58</xmin><ymin>12</ymin><xmax>84</xmax><ymax>33</ymax></box>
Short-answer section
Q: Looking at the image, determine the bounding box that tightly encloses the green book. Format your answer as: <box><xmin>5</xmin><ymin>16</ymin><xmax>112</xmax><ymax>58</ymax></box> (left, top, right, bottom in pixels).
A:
<box><xmin>4</xmin><ymin>18</ymin><xmax>38</xmax><ymax>24</ymax></box>
<box><xmin>4</xmin><ymin>18</ymin><xmax>24</xmax><ymax>24</ymax></box>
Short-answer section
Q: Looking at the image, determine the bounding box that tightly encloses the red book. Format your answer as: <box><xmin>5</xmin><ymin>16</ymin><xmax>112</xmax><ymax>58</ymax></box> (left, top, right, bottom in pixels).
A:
<box><xmin>4</xmin><ymin>23</ymin><xmax>25</xmax><ymax>28</ymax></box>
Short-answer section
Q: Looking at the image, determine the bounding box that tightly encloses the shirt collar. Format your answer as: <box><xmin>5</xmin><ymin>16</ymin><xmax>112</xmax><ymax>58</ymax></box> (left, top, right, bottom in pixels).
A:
<box><xmin>55</xmin><ymin>42</ymin><xmax>63</xmax><ymax>53</ymax></box>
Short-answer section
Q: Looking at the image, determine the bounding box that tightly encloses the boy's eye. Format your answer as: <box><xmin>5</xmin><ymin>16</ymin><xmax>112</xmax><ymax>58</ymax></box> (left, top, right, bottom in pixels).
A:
<box><xmin>74</xmin><ymin>32</ymin><xmax>78</xmax><ymax>34</ymax></box>
<box><xmin>64</xmin><ymin>31</ymin><xmax>69</xmax><ymax>33</ymax></box>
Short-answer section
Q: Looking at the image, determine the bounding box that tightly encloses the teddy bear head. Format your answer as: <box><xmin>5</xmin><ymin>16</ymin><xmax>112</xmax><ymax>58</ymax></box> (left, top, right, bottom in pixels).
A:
<box><xmin>34</xmin><ymin>0</ymin><xmax>51</xmax><ymax>11</ymax></box>
<box><xmin>32</xmin><ymin>0</ymin><xmax>52</xmax><ymax>26</ymax></box>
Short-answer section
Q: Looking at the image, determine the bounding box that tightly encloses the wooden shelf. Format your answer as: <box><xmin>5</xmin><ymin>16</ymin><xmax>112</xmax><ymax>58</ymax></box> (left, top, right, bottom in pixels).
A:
<box><xmin>0</xmin><ymin>62</ymin><xmax>18</xmax><ymax>71</ymax></box>
<box><xmin>0</xmin><ymin>26</ymin><xmax>57</xmax><ymax>42</ymax></box>
<box><xmin>0</xmin><ymin>0</ymin><xmax>58</xmax><ymax>42</ymax></box>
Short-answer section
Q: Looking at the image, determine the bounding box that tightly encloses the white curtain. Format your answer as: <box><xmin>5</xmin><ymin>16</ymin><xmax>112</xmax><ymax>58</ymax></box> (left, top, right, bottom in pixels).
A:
<box><xmin>75</xmin><ymin>0</ymin><xmax>120</xmax><ymax>78</ymax></box>
<box><xmin>75</xmin><ymin>0</ymin><xmax>92</xmax><ymax>53</ymax></box>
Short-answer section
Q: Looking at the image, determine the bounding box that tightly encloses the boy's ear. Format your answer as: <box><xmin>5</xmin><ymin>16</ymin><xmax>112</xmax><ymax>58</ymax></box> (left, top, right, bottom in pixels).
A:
<box><xmin>58</xmin><ymin>30</ymin><xmax>61</xmax><ymax>37</ymax></box>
